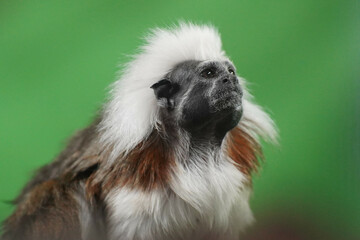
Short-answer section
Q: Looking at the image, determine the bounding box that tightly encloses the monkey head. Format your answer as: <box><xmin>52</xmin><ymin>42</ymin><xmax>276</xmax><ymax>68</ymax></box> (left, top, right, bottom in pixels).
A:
<box><xmin>151</xmin><ymin>60</ymin><xmax>243</xmax><ymax>143</ymax></box>
<box><xmin>99</xmin><ymin>23</ymin><xmax>277</xmax><ymax>156</ymax></box>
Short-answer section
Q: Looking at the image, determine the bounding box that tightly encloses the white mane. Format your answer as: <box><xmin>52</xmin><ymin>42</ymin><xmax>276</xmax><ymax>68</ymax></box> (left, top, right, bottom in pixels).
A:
<box><xmin>99</xmin><ymin>22</ymin><xmax>277</xmax><ymax>159</ymax></box>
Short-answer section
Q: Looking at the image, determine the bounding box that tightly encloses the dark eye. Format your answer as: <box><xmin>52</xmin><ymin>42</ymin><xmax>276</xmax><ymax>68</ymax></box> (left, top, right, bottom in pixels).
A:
<box><xmin>228</xmin><ymin>68</ymin><xmax>235</xmax><ymax>75</ymax></box>
<box><xmin>201</xmin><ymin>68</ymin><xmax>216</xmax><ymax>78</ymax></box>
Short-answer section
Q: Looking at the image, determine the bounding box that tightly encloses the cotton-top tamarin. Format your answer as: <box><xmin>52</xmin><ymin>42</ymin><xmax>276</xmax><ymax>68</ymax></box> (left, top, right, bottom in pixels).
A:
<box><xmin>1</xmin><ymin>23</ymin><xmax>277</xmax><ymax>240</ymax></box>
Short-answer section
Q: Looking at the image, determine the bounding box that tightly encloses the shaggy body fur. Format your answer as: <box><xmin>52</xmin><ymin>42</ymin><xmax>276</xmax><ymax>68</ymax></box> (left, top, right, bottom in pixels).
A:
<box><xmin>1</xmin><ymin>23</ymin><xmax>276</xmax><ymax>240</ymax></box>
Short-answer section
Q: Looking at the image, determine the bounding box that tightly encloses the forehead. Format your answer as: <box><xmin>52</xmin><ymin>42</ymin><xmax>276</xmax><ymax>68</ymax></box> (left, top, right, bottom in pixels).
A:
<box><xmin>171</xmin><ymin>59</ymin><xmax>235</xmax><ymax>73</ymax></box>
<box><xmin>197</xmin><ymin>60</ymin><xmax>235</xmax><ymax>69</ymax></box>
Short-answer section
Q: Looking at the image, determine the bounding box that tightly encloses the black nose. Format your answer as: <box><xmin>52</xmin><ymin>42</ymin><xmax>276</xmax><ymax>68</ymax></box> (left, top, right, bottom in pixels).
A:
<box><xmin>217</xmin><ymin>75</ymin><xmax>238</xmax><ymax>88</ymax></box>
<box><xmin>222</xmin><ymin>78</ymin><xmax>230</xmax><ymax>84</ymax></box>
<box><xmin>220</xmin><ymin>77</ymin><xmax>236</xmax><ymax>85</ymax></box>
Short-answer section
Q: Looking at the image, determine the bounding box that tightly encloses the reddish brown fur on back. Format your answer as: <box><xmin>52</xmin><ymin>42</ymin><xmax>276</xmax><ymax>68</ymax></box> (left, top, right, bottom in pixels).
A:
<box><xmin>227</xmin><ymin>127</ymin><xmax>263</xmax><ymax>177</ymax></box>
<box><xmin>92</xmin><ymin>128</ymin><xmax>175</xmax><ymax>195</ymax></box>
<box><xmin>2</xmin><ymin>180</ymin><xmax>81</xmax><ymax>240</ymax></box>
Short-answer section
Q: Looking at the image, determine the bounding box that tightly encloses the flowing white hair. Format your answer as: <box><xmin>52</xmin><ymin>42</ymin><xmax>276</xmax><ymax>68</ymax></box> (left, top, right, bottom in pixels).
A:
<box><xmin>99</xmin><ymin>22</ymin><xmax>277</xmax><ymax>159</ymax></box>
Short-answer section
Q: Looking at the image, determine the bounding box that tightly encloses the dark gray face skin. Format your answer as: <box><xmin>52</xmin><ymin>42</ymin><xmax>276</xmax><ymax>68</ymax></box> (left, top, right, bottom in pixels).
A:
<box><xmin>151</xmin><ymin>60</ymin><xmax>243</xmax><ymax>145</ymax></box>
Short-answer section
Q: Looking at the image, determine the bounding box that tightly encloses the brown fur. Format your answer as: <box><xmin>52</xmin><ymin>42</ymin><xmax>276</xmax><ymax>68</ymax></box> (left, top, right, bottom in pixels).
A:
<box><xmin>227</xmin><ymin>127</ymin><xmax>263</xmax><ymax>177</ymax></box>
<box><xmin>2</xmin><ymin>180</ymin><xmax>82</xmax><ymax>240</ymax></box>
<box><xmin>85</xmin><ymin>128</ymin><xmax>175</xmax><ymax>199</ymax></box>
<box><xmin>103</xmin><ymin>130</ymin><xmax>174</xmax><ymax>191</ymax></box>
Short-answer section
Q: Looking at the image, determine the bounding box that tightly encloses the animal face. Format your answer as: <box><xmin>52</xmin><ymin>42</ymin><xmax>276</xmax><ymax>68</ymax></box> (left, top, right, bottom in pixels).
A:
<box><xmin>151</xmin><ymin>60</ymin><xmax>243</xmax><ymax>141</ymax></box>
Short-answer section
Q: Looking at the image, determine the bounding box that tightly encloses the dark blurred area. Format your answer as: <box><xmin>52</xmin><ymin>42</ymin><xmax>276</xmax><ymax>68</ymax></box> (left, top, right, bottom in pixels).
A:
<box><xmin>243</xmin><ymin>211</ymin><xmax>358</xmax><ymax>240</ymax></box>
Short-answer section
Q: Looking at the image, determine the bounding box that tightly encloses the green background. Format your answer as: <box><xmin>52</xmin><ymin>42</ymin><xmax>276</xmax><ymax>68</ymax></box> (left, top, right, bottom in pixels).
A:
<box><xmin>0</xmin><ymin>0</ymin><xmax>359</xmax><ymax>239</ymax></box>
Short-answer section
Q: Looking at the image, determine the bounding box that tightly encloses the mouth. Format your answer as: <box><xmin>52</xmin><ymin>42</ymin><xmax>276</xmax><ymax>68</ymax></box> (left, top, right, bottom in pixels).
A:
<box><xmin>210</xmin><ymin>89</ymin><xmax>242</xmax><ymax>112</ymax></box>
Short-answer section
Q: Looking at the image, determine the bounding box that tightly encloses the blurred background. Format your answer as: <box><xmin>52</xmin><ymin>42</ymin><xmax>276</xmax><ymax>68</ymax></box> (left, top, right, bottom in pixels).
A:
<box><xmin>0</xmin><ymin>0</ymin><xmax>359</xmax><ymax>239</ymax></box>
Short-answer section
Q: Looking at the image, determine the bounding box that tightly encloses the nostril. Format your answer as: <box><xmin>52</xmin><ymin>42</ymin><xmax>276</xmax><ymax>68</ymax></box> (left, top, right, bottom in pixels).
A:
<box><xmin>222</xmin><ymin>78</ymin><xmax>229</xmax><ymax>84</ymax></box>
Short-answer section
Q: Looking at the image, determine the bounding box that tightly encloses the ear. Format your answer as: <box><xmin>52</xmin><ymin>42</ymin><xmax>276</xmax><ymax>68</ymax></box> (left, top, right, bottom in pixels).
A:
<box><xmin>150</xmin><ymin>79</ymin><xmax>179</xmax><ymax>100</ymax></box>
